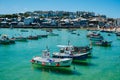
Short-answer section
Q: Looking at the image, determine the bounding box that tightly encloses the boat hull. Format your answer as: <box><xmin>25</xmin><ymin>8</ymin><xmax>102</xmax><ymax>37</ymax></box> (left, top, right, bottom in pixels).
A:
<box><xmin>52</xmin><ymin>53</ymin><xmax>88</xmax><ymax>60</ymax></box>
<box><xmin>15</xmin><ymin>38</ymin><xmax>27</xmax><ymax>42</ymax></box>
<box><xmin>92</xmin><ymin>41</ymin><xmax>112</xmax><ymax>46</ymax></box>
<box><xmin>31</xmin><ymin>57</ymin><xmax>72</xmax><ymax>67</ymax></box>
<box><xmin>27</xmin><ymin>36</ymin><xmax>38</xmax><ymax>40</ymax></box>
<box><xmin>0</xmin><ymin>39</ymin><xmax>15</xmax><ymax>45</ymax></box>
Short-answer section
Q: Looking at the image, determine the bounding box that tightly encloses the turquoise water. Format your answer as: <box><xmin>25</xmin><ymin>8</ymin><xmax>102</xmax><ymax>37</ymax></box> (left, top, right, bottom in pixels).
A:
<box><xmin>0</xmin><ymin>28</ymin><xmax>120</xmax><ymax>80</ymax></box>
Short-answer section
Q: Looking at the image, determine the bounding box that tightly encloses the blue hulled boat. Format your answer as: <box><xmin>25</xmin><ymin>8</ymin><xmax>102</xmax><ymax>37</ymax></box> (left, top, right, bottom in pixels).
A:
<box><xmin>52</xmin><ymin>45</ymin><xmax>89</xmax><ymax>61</ymax></box>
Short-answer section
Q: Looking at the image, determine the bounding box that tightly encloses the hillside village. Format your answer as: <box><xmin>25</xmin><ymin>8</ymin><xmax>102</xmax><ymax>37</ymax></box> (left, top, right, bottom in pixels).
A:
<box><xmin>0</xmin><ymin>11</ymin><xmax>120</xmax><ymax>28</ymax></box>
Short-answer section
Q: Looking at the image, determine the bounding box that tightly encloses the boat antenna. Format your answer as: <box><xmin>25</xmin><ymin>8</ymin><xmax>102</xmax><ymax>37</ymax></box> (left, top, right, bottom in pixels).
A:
<box><xmin>46</xmin><ymin>45</ymin><xmax>49</xmax><ymax>51</ymax></box>
<box><xmin>68</xmin><ymin>40</ymin><xmax>70</xmax><ymax>45</ymax></box>
<box><xmin>89</xmin><ymin>41</ymin><xmax>92</xmax><ymax>48</ymax></box>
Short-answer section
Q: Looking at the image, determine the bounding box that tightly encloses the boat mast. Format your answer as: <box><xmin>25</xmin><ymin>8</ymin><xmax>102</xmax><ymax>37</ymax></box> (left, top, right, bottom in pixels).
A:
<box><xmin>68</xmin><ymin>40</ymin><xmax>70</xmax><ymax>45</ymax></box>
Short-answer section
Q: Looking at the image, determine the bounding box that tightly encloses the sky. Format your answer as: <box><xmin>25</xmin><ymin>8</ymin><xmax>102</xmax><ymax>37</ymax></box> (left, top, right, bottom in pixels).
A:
<box><xmin>0</xmin><ymin>0</ymin><xmax>120</xmax><ymax>18</ymax></box>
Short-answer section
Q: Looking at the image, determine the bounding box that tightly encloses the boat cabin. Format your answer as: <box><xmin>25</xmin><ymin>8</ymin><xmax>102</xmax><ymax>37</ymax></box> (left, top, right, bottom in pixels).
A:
<box><xmin>42</xmin><ymin>50</ymin><xmax>50</xmax><ymax>58</ymax></box>
<box><xmin>57</xmin><ymin>45</ymin><xmax>74</xmax><ymax>54</ymax></box>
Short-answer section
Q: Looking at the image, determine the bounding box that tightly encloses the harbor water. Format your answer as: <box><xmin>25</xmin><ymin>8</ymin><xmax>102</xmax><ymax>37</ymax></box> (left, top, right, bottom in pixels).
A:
<box><xmin>0</xmin><ymin>28</ymin><xmax>120</xmax><ymax>80</ymax></box>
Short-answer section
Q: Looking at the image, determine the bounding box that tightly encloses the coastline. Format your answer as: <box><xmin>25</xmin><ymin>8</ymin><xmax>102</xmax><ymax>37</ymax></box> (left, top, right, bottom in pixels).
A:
<box><xmin>0</xmin><ymin>26</ymin><xmax>120</xmax><ymax>32</ymax></box>
<box><xmin>0</xmin><ymin>26</ymin><xmax>94</xmax><ymax>29</ymax></box>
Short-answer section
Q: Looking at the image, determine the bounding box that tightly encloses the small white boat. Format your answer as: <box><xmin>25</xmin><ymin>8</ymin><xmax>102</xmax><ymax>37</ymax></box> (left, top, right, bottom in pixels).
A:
<box><xmin>0</xmin><ymin>34</ymin><xmax>15</xmax><ymax>45</ymax></box>
<box><xmin>30</xmin><ymin>50</ymin><xmax>72</xmax><ymax>67</ymax></box>
<box><xmin>86</xmin><ymin>31</ymin><xmax>100</xmax><ymax>37</ymax></box>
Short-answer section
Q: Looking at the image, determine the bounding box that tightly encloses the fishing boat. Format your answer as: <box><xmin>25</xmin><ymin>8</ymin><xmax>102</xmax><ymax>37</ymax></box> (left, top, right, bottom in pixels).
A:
<box><xmin>48</xmin><ymin>32</ymin><xmax>59</xmax><ymax>36</ymax></box>
<box><xmin>37</xmin><ymin>34</ymin><xmax>48</xmax><ymax>38</ymax></box>
<box><xmin>74</xmin><ymin>45</ymin><xmax>92</xmax><ymax>55</ymax></box>
<box><xmin>20</xmin><ymin>29</ymin><xmax>29</xmax><ymax>32</ymax></box>
<box><xmin>71</xmin><ymin>31</ymin><xmax>76</xmax><ymax>34</ymax></box>
<box><xmin>46</xmin><ymin>29</ymin><xmax>52</xmax><ymax>32</ymax></box>
<box><xmin>36</xmin><ymin>35</ymin><xmax>42</xmax><ymax>39</ymax></box>
<box><xmin>30</xmin><ymin>49</ymin><xmax>72</xmax><ymax>67</ymax></box>
<box><xmin>115</xmin><ymin>32</ymin><xmax>120</xmax><ymax>39</ymax></box>
<box><xmin>89</xmin><ymin>35</ymin><xmax>104</xmax><ymax>41</ymax></box>
<box><xmin>92</xmin><ymin>40</ymin><xmax>112</xmax><ymax>46</ymax></box>
<box><xmin>11</xmin><ymin>36</ymin><xmax>27</xmax><ymax>42</ymax></box>
<box><xmin>86</xmin><ymin>31</ymin><xmax>100</xmax><ymax>37</ymax></box>
<box><xmin>100</xmin><ymin>30</ymin><xmax>114</xmax><ymax>33</ymax></box>
<box><xmin>52</xmin><ymin>45</ymin><xmax>89</xmax><ymax>61</ymax></box>
<box><xmin>115</xmin><ymin>32</ymin><xmax>120</xmax><ymax>36</ymax></box>
<box><xmin>0</xmin><ymin>35</ymin><xmax>15</xmax><ymax>45</ymax></box>
<box><xmin>27</xmin><ymin>35</ymin><xmax>38</xmax><ymax>40</ymax></box>
<box><xmin>108</xmin><ymin>33</ymin><xmax>111</xmax><ymax>36</ymax></box>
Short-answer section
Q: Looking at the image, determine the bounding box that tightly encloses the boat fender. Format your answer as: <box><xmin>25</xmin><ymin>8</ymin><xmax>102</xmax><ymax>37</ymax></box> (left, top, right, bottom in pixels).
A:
<box><xmin>30</xmin><ymin>59</ymin><xmax>35</xmax><ymax>63</ymax></box>
<box><xmin>42</xmin><ymin>62</ymin><xmax>45</xmax><ymax>66</ymax></box>
<box><xmin>56</xmin><ymin>63</ymin><xmax>60</xmax><ymax>66</ymax></box>
<box><xmin>35</xmin><ymin>61</ymin><xmax>38</xmax><ymax>63</ymax></box>
<box><xmin>49</xmin><ymin>63</ymin><xmax>51</xmax><ymax>65</ymax></box>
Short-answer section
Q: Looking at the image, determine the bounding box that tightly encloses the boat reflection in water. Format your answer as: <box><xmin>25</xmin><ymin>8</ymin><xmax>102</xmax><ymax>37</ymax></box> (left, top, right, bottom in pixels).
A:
<box><xmin>31</xmin><ymin>64</ymin><xmax>80</xmax><ymax>75</ymax></box>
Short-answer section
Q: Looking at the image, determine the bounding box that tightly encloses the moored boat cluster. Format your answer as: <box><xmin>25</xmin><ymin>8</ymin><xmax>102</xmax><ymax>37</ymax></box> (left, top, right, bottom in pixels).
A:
<box><xmin>0</xmin><ymin>29</ymin><xmax>59</xmax><ymax>45</ymax></box>
<box><xmin>87</xmin><ymin>31</ymin><xmax>112</xmax><ymax>46</ymax></box>
<box><xmin>30</xmin><ymin>42</ymin><xmax>92</xmax><ymax>67</ymax></box>
<box><xmin>1</xmin><ymin>28</ymin><xmax>120</xmax><ymax>68</ymax></box>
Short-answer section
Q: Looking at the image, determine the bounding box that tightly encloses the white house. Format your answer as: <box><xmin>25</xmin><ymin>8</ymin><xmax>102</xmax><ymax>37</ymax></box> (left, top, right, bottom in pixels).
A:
<box><xmin>24</xmin><ymin>17</ymin><xmax>34</xmax><ymax>25</ymax></box>
<box><xmin>116</xmin><ymin>18</ymin><xmax>120</xmax><ymax>27</ymax></box>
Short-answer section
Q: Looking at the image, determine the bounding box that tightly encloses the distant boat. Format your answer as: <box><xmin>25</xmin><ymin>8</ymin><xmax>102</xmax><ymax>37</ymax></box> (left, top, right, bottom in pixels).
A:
<box><xmin>37</xmin><ymin>34</ymin><xmax>48</xmax><ymax>38</ymax></box>
<box><xmin>115</xmin><ymin>32</ymin><xmax>120</xmax><ymax>40</ymax></box>
<box><xmin>48</xmin><ymin>32</ymin><xmax>59</xmax><ymax>36</ymax></box>
<box><xmin>92</xmin><ymin>40</ymin><xmax>112</xmax><ymax>46</ymax></box>
<box><xmin>27</xmin><ymin>35</ymin><xmax>38</xmax><ymax>40</ymax></box>
<box><xmin>0</xmin><ymin>34</ymin><xmax>15</xmax><ymax>45</ymax></box>
<box><xmin>30</xmin><ymin>49</ymin><xmax>72</xmax><ymax>67</ymax></box>
<box><xmin>89</xmin><ymin>36</ymin><xmax>104</xmax><ymax>41</ymax></box>
<box><xmin>87</xmin><ymin>31</ymin><xmax>103</xmax><ymax>42</ymax></box>
<box><xmin>20</xmin><ymin>29</ymin><xmax>29</xmax><ymax>32</ymax></box>
<box><xmin>108</xmin><ymin>34</ymin><xmax>111</xmax><ymax>36</ymax></box>
<box><xmin>100</xmin><ymin>30</ymin><xmax>114</xmax><ymax>33</ymax></box>
<box><xmin>115</xmin><ymin>32</ymin><xmax>120</xmax><ymax>36</ymax></box>
<box><xmin>36</xmin><ymin>35</ymin><xmax>42</xmax><ymax>39</ymax></box>
<box><xmin>46</xmin><ymin>29</ymin><xmax>52</xmax><ymax>32</ymax></box>
<box><xmin>74</xmin><ymin>46</ymin><xmax>92</xmax><ymax>55</ymax></box>
<box><xmin>11</xmin><ymin>36</ymin><xmax>27</xmax><ymax>42</ymax></box>
<box><xmin>86</xmin><ymin>31</ymin><xmax>101</xmax><ymax>37</ymax></box>
<box><xmin>71</xmin><ymin>31</ymin><xmax>76</xmax><ymax>34</ymax></box>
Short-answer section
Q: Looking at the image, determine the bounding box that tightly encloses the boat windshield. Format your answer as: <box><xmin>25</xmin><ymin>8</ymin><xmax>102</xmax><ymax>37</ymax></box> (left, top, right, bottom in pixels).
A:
<box><xmin>42</xmin><ymin>50</ymin><xmax>50</xmax><ymax>58</ymax></box>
